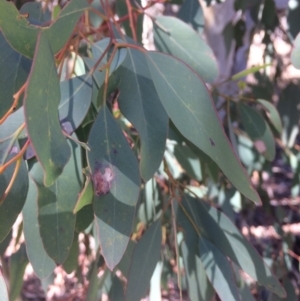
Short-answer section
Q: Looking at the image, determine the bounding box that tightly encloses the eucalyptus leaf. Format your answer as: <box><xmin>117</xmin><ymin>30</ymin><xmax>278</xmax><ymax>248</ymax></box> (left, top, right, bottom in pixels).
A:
<box><xmin>87</xmin><ymin>106</ymin><xmax>140</xmax><ymax>270</ymax></box>
<box><xmin>24</xmin><ymin>31</ymin><xmax>70</xmax><ymax>187</ymax></box>
<box><xmin>147</xmin><ymin>52</ymin><xmax>260</xmax><ymax>204</ymax></box>
<box><xmin>126</xmin><ymin>220</ymin><xmax>162</xmax><ymax>301</ymax></box>
<box><xmin>154</xmin><ymin>16</ymin><xmax>218</xmax><ymax>83</ymax></box>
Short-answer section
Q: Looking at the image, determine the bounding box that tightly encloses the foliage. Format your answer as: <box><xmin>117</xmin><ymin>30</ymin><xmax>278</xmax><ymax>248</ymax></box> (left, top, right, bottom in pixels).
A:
<box><xmin>0</xmin><ymin>0</ymin><xmax>299</xmax><ymax>300</ymax></box>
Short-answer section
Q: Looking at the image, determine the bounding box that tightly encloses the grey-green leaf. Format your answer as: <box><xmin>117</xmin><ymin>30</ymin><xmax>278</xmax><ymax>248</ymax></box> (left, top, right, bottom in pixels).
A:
<box><xmin>199</xmin><ymin>237</ymin><xmax>241</xmax><ymax>301</ymax></box>
<box><xmin>87</xmin><ymin>106</ymin><xmax>140</xmax><ymax>270</ymax></box>
<box><xmin>22</xmin><ymin>176</ymin><xmax>56</xmax><ymax>279</ymax></box>
<box><xmin>116</xmin><ymin>49</ymin><xmax>168</xmax><ymax>181</ymax></box>
<box><xmin>24</xmin><ymin>31</ymin><xmax>70</xmax><ymax>187</ymax></box>
<box><xmin>126</xmin><ymin>220</ymin><xmax>161</xmax><ymax>301</ymax></box>
<box><xmin>238</xmin><ymin>103</ymin><xmax>275</xmax><ymax>161</ymax></box>
<box><xmin>257</xmin><ymin>99</ymin><xmax>282</xmax><ymax>134</ymax></box>
<box><xmin>0</xmin><ymin>270</ymin><xmax>9</xmax><ymax>301</ymax></box>
<box><xmin>30</xmin><ymin>138</ymin><xmax>82</xmax><ymax>265</ymax></box>
<box><xmin>154</xmin><ymin>16</ymin><xmax>218</xmax><ymax>83</ymax></box>
<box><xmin>147</xmin><ymin>52</ymin><xmax>260</xmax><ymax>204</ymax></box>
<box><xmin>0</xmin><ymin>151</ymin><xmax>28</xmax><ymax>242</ymax></box>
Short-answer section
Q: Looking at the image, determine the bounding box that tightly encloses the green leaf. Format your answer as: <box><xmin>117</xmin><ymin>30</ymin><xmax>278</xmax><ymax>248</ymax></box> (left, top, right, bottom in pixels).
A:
<box><xmin>238</xmin><ymin>103</ymin><xmax>275</xmax><ymax>161</ymax></box>
<box><xmin>87</xmin><ymin>106</ymin><xmax>140</xmax><ymax>270</ymax></box>
<box><xmin>126</xmin><ymin>220</ymin><xmax>162</xmax><ymax>301</ymax></box>
<box><xmin>154</xmin><ymin>16</ymin><xmax>218</xmax><ymax>83</ymax></box>
<box><xmin>44</xmin><ymin>0</ymin><xmax>88</xmax><ymax>54</ymax></box>
<box><xmin>231</xmin><ymin>63</ymin><xmax>271</xmax><ymax>81</ymax></box>
<box><xmin>30</xmin><ymin>138</ymin><xmax>83</xmax><ymax>265</ymax></box>
<box><xmin>257</xmin><ymin>99</ymin><xmax>282</xmax><ymax>134</ymax></box>
<box><xmin>147</xmin><ymin>52</ymin><xmax>260</xmax><ymax>204</ymax></box>
<box><xmin>9</xmin><ymin>244</ymin><xmax>28</xmax><ymax>301</ymax></box>
<box><xmin>59</xmin><ymin>74</ymin><xmax>93</xmax><ymax>134</ymax></box>
<box><xmin>0</xmin><ymin>33</ymin><xmax>31</xmax><ymax>119</ymax></box>
<box><xmin>0</xmin><ymin>270</ymin><xmax>9</xmax><ymax>301</ymax></box>
<box><xmin>0</xmin><ymin>152</ymin><xmax>28</xmax><ymax>242</ymax></box>
<box><xmin>277</xmin><ymin>83</ymin><xmax>300</xmax><ymax>148</ymax></box>
<box><xmin>180</xmin><ymin>224</ymin><xmax>214</xmax><ymax>301</ymax></box>
<box><xmin>180</xmin><ymin>195</ymin><xmax>286</xmax><ymax>298</ymax></box>
<box><xmin>291</xmin><ymin>33</ymin><xmax>300</xmax><ymax>69</ymax></box>
<box><xmin>199</xmin><ymin>237</ymin><xmax>241</xmax><ymax>301</ymax></box>
<box><xmin>116</xmin><ymin>49</ymin><xmax>168</xmax><ymax>181</ymax></box>
<box><xmin>22</xmin><ymin>176</ymin><xmax>56</xmax><ymax>279</ymax></box>
<box><xmin>62</xmin><ymin>234</ymin><xmax>79</xmax><ymax>274</ymax></box>
<box><xmin>24</xmin><ymin>31</ymin><xmax>71</xmax><ymax>187</ymax></box>
<box><xmin>20</xmin><ymin>2</ymin><xmax>51</xmax><ymax>24</ymax></box>
<box><xmin>0</xmin><ymin>230</ymin><xmax>11</xmax><ymax>256</ymax></box>
<box><xmin>74</xmin><ymin>177</ymin><xmax>93</xmax><ymax>213</ymax></box>
<box><xmin>177</xmin><ymin>0</ymin><xmax>204</xmax><ymax>33</ymax></box>
<box><xmin>0</xmin><ymin>1</ymin><xmax>40</xmax><ymax>58</ymax></box>
<box><xmin>75</xmin><ymin>204</ymin><xmax>94</xmax><ymax>232</ymax></box>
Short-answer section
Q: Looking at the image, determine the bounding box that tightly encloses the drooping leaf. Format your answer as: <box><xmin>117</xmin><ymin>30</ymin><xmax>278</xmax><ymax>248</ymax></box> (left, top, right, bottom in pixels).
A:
<box><xmin>154</xmin><ymin>16</ymin><xmax>218</xmax><ymax>83</ymax></box>
<box><xmin>0</xmin><ymin>150</ymin><xmax>28</xmax><ymax>242</ymax></box>
<box><xmin>180</xmin><ymin>214</ymin><xmax>214</xmax><ymax>301</ymax></box>
<box><xmin>179</xmin><ymin>195</ymin><xmax>286</xmax><ymax>298</ymax></box>
<box><xmin>147</xmin><ymin>52</ymin><xmax>260</xmax><ymax>204</ymax></box>
<box><xmin>0</xmin><ymin>270</ymin><xmax>9</xmax><ymax>301</ymax></box>
<box><xmin>291</xmin><ymin>32</ymin><xmax>300</xmax><ymax>69</ymax></box>
<box><xmin>62</xmin><ymin>234</ymin><xmax>79</xmax><ymax>274</ymax></box>
<box><xmin>75</xmin><ymin>204</ymin><xmax>94</xmax><ymax>232</ymax></box>
<box><xmin>231</xmin><ymin>63</ymin><xmax>270</xmax><ymax>81</ymax></box>
<box><xmin>9</xmin><ymin>244</ymin><xmax>28</xmax><ymax>301</ymax></box>
<box><xmin>238</xmin><ymin>103</ymin><xmax>275</xmax><ymax>161</ymax></box>
<box><xmin>257</xmin><ymin>99</ymin><xmax>282</xmax><ymax>134</ymax></box>
<box><xmin>30</xmin><ymin>138</ymin><xmax>82</xmax><ymax>265</ymax></box>
<box><xmin>22</xmin><ymin>176</ymin><xmax>56</xmax><ymax>279</ymax></box>
<box><xmin>0</xmin><ymin>230</ymin><xmax>11</xmax><ymax>256</ymax></box>
<box><xmin>199</xmin><ymin>237</ymin><xmax>241</xmax><ymax>301</ymax></box>
<box><xmin>24</xmin><ymin>31</ymin><xmax>71</xmax><ymax>187</ymax></box>
<box><xmin>177</xmin><ymin>0</ymin><xmax>204</xmax><ymax>33</ymax></box>
<box><xmin>44</xmin><ymin>0</ymin><xmax>88</xmax><ymax>54</ymax></box>
<box><xmin>20</xmin><ymin>2</ymin><xmax>51</xmax><ymax>25</ymax></box>
<box><xmin>0</xmin><ymin>1</ymin><xmax>40</xmax><ymax>58</ymax></box>
<box><xmin>59</xmin><ymin>74</ymin><xmax>93</xmax><ymax>134</ymax></box>
<box><xmin>126</xmin><ymin>220</ymin><xmax>162</xmax><ymax>301</ymax></box>
<box><xmin>73</xmin><ymin>177</ymin><xmax>93</xmax><ymax>213</ymax></box>
<box><xmin>116</xmin><ymin>48</ymin><xmax>168</xmax><ymax>181</ymax></box>
<box><xmin>0</xmin><ymin>33</ymin><xmax>32</xmax><ymax>119</ymax></box>
<box><xmin>87</xmin><ymin>106</ymin><xmax>140</xmax><ymax>270</ymax></box>
<box><xmin>277</xmin><ymin>83</ymin><xmax>300</xmax><ymax>148</ymax></box>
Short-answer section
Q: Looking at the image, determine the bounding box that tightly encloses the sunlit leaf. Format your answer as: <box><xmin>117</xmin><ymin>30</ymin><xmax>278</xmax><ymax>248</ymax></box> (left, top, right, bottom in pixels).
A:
<box><xmin>231</xmin><ymin>64</ymin><xmax>271</xmax><ymax>81</ymax></box>
<box><xmin>30</xmin><ymin>138</ymin><xmax>82</xmax><ymax>265</ymax></box>
<box><xmin>238</xmin><ymin>103</ymin><xmax>275</xmax><ymax>161</ymax></box>
<box><xmin>24</xmin><ymin>31</ymin><xmax>70</xmax><ymax>187</ymax></box>
<box><xmin>87</xmin><ymin>106</ymin><xmax>140</xmax><ymax>270</ymax></box>
<box><xmin>291</xmin><ymin>32</ymin><xmax>300</xmax><ymax>69</ymax></box>
<box><xmin>147</xmin><ymin>52</ymin><xmax>260</xmax><ymax>203</ymax></box>
<box><xmin>126</xmin><ymin>220</ymin><xmax>162</xmax><ymax>301</ymax></box>
<box><xmin>0</xmin><ymin>270</ymin><xmax>9</xmax><ymax>301</ymax></box>
<box><xmin>179</xmin><ymin>195</ymin><xmax>286</xmax><ymax>298</ymax></box>
<box><xmin>257</xmin><ymin>99</ymin><xmax>282</xmax><ymax>134</ymax></box>
<box><xmin>154</xmin><ymin>16</ymin><xmax>218</xmax><ymax>83</ymax></box>
<box><xmin>199</xmin><ymin>237</ymin><xmax>241</xmax><ymax>301</ymax></box>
